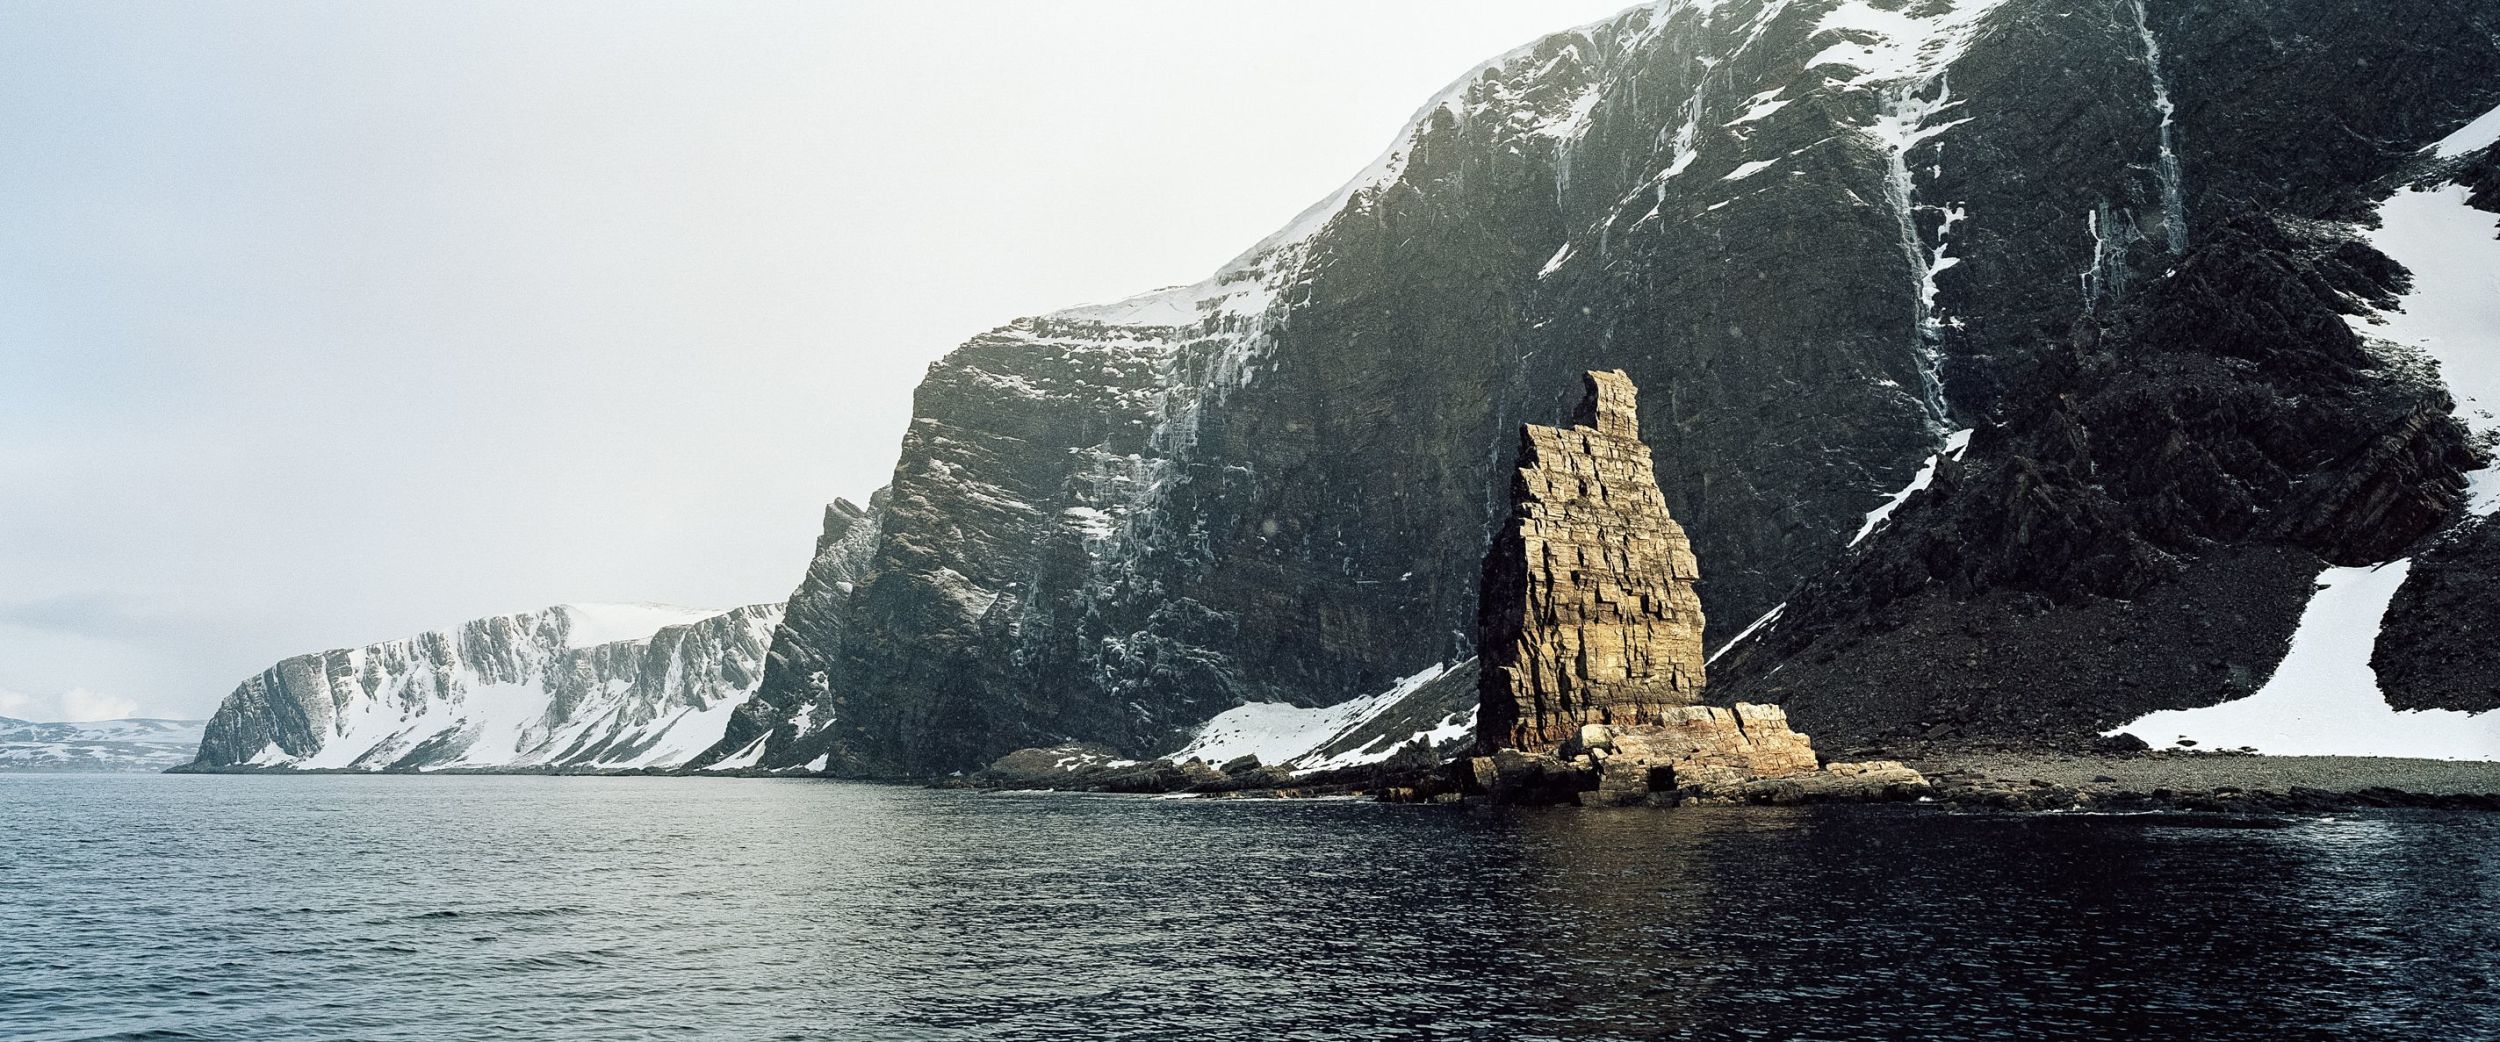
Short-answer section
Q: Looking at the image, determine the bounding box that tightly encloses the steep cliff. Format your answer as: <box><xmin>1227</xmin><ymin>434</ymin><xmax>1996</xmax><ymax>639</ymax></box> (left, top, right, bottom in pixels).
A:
<box><xmin>183</xmin><ymin>603</ymin><xmax>782</xmax><ymax>772</ymax></box>
<box><xmin>686</xmin><ymin>495</ymin><xmax>883</xmax><ymax>769</ymax></box>
<box><xmin>732</xmin><ymin>0</ymin><xmax>2500</xmax><ymax>775</ymax></box>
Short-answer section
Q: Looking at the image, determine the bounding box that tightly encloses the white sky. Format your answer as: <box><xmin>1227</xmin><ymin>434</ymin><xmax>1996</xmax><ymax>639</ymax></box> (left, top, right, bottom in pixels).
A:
<box><xmin>0</xmin><ymin>0</ymin><xmax>1635</xmax><ymax>721</ymax></box>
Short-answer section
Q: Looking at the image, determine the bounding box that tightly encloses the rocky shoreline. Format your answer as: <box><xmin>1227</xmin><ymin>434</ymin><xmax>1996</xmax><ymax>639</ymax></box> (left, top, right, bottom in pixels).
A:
<box><xmin>160</xmin><ymin>744</ymin><xmax>2500</xmax><ymax>814</ymax></box>
<box><xmin>950</xmin><ymin>744</ymin><xmax>2500</xmax><ymax>814</ymax></box>
<box><xmin>1904</xmin><ymin>748</ymin><xmax>2500</xmax><ymax>813</ymax></box>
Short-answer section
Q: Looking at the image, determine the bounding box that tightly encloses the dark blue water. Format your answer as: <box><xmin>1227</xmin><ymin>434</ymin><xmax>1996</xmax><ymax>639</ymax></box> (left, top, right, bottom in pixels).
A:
<box><xmin>4</xmin><ymin>775</ymin><xmax>2495</xmax><ymax>1041</ymax></box>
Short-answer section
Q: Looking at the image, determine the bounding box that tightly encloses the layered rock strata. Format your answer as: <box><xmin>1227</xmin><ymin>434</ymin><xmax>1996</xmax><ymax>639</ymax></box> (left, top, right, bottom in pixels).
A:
<box><xmin>1478</xmin><ymin>370</ymin><xmax>1709</xmax><ymax>753</ymax></box>
<box><xmin>1463</xmin><ymin>371</ymin><xmax>1913</xmax><ymax>805</ymax></box>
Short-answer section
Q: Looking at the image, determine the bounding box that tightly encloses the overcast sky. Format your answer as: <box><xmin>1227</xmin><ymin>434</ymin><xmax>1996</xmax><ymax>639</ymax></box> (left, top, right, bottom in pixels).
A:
<box><xmin>0</xmin><ymin>0</ymin><xmax>1634</xmax><ymax>721</ymax></box>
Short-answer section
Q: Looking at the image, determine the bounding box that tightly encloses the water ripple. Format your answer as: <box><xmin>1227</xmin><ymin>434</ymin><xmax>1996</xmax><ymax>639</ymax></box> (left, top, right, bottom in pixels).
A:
<box><xmin>3</xmin><ymin>776</ymin><xmax>2496</xmax><ymax>1040</ymax></box>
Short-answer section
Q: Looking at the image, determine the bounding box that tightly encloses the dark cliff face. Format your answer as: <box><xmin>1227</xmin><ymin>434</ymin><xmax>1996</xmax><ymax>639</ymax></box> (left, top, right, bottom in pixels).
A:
<box><xmin>739</xmin><ymin>0</ymin><xmax>2500</xmax><ymax>775</ymax></box>
<box><xmin>1713</xmin><ymin>212</ymin><xmax>2485</xmax><ymax>741</ymax></box>
<box><xmin>689</xmin><ymin>495</ymin><xmax>883</xmax><ymax>770</ymax></box>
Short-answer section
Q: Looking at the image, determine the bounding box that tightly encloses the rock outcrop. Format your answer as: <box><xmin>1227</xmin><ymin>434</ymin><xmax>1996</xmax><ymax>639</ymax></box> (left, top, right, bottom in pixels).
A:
<box><xmin>1714</xmin><ymin>210</ymin><xmax>2489</xmax><ymax>743</ymax></box>
<box><xmin>1456</xmin><ymin>712</ymin><xmax>1925</xmax><ymax>808</ymax></box>
<box><xmin>1462</xmin><ymin>372</ymin><xmax>1917</xmax><ymax>806</ymax></box>
<box><xmin>1479</xmin><ymin>370</ymin><xmax>1708</xmax><ymax>753</ymax></box>
<box><xmin>688</xmin><ymin>494</ymin><xmax>885</xmax><ymax>770</ymax></box>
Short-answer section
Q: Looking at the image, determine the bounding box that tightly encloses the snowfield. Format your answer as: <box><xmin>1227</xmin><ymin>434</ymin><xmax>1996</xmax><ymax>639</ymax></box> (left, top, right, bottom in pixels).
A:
<box><xmin>1171</xmin><ymin>664</ymin><xmax>1472</xmax><ymax>773</ymax></box>
<box><xmin>2113</xmin><ymin>563</ymin><xmax>2500</xmax><ymax>761</ymax></box>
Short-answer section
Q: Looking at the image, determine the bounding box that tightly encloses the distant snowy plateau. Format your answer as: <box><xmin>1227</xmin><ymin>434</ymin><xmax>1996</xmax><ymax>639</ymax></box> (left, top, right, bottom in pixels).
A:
<box><xmin>0</xmin><ymin>717</ymin><xmax>206</xmax><ymax>773</ymax></box>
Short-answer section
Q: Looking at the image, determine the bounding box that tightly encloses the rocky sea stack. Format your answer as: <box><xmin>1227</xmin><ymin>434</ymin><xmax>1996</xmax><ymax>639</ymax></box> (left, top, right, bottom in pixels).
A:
<box><xmin>1477</xmin><ymin>369</ymin><xmax>1710</xmax><ymax>752</ymax></box>
<box><xmin>1456</xmin><ymin>371</ymin><xmax>1925</xmax><ymax>806</ymax></box>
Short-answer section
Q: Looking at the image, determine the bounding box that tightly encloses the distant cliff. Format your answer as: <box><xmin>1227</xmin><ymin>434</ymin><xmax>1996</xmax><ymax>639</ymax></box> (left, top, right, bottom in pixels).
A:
<box><xmin>181</xmin><ymin>603</ymin><xmax>782</xmax><ymax>772</ymax></box>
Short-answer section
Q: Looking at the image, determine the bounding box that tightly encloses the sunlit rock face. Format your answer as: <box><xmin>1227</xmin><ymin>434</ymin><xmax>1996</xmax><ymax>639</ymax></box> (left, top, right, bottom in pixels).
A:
<box><xmin>727</xmin><ymin>0</ymin><xmax>2500</xmax><ymax>775</ymax></box>
<box><xmin>1478</xmin><ymin>371</ymin><xmax>1708</xmax><ymax>754</ymax></box>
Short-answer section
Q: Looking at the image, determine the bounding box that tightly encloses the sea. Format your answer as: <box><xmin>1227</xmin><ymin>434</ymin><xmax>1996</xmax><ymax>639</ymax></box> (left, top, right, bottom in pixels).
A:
<box><xmin>4</xmin><ymin>774</ymin><xmax>2495</xmax><ymax>1041</ymax></box>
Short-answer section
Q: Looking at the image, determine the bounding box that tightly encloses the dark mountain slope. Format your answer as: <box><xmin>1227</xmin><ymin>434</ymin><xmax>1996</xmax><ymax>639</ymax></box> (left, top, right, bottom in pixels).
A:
<box><xmin>1715</xmin><ymin>212</ymin><xmax>2485</xmax><ymax>741</ymax></box>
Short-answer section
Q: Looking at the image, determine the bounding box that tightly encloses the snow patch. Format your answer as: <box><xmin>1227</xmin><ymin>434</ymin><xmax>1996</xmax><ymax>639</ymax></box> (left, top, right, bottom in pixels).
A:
<box><xmin>1171</xmin><ymin>664</ymin><xmax>1451</xmax><ymax>771</ymax></box>
<box><xmin>1061</xmin><ymin>506</ymin><xmax>1117</xmax><ymax>541</ymax></box>
<box><xmin>2469</xmin><ymin>469</ymin><xmax>2500</xmax><ymax>519</ymax></box>
<box><xmin>2110</xmin><ymin>562</ymin><xmax>2500</xmax><ymax>760</ymax></box>
<box><xmin>1723</xmin><ymin>159</ymin><xmax>1780</xmax><ymax>181</ymax></box>
<box><xmin>2354</xmin><ymin>185</ymin><xmax>2500</xmax><ymax>440</ymax></box>
<box><xmin>1725</xmin><ymin>93</ymin><xmax>1792</xmax><ymax>126</ymax></box>
<box><xmin>2433</xmin><ymin>101</ymin><xmax>2500</xmax><ymax>159</ymax></box>
<box><xmin>703</xmin><ymin>734</ymin><xmax>770</xmax><ymax>772</ymax></box>
<box><xmin>558</xmin><ymin>603</ymin><xmax>723</xmax><ymax>649</ymax></box>
<box><xmin>1297</xmin><ymin>706</ymin><xmax>1477</xmax><ymax>776</ymax></box>
<box><xmin>1809</xmin><ymin>0</ymin><xmax>2005</xmax><ymax>88</ymax></box>
<box><xmin>1539</xmin><ymin>242</ymin><xmax>1578</xmax><ymax>279</ymax></box>
<box><xmin>2352</xmin><ymin>181</ymin><xmax>2500</xmax><ymax>514</ymax></box>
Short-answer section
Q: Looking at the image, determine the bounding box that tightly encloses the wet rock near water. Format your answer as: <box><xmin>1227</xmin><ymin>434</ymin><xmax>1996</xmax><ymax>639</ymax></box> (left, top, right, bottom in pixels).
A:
<box><xmin>1414</xmin><ymin>711</ymin><xmax>1928</xmax><ymax>809</ymax></box>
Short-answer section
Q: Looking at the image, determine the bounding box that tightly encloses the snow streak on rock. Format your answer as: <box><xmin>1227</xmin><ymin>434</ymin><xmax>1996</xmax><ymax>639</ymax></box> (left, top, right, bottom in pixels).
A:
<box><xmin>1813</xmin><ymin>0</ymin><xmax>2007</xmax><ymax>427</ymax></box>
<box><xmin>1707</xmin><ymin>603</ymin><xmax>1786</xmax><ymax>664</ymax></box>
<box><xmin>1659</xmin><ymin>0</ymin><xmax>1790</xmax><ymax>180</ymax></box>
<box><xmin>1850</xmin><ymin>427</ymin><xmax>1974</xmax><ymax>547</ymax></box>
<box><xmin>2128</xmin><ymin>0</ymin><xmax>2188</xmax><ymax>254</ymax></box>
